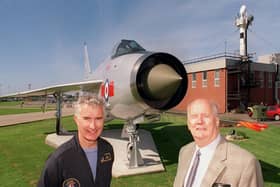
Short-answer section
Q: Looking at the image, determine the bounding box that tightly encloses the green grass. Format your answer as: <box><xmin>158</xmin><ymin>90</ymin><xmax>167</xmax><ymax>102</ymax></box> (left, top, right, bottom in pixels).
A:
<box><xmin>0</xmin><ymin>101</ymin><xmax>55</xmax><ymax>115</ymax></box>
<box><xmin>0</xmin><ymin>117</ymin><xmax>77</xmax><ymax>187</ymax></box>
<box><xmin>0</xmin><ymin>101</ymin><xmax>21</xmax><ymax>106</ymax></box>
<box><xmin>220</xmin><ymin>126</ymin><xmax>280</xmax><ymax>186</ymax></box>
<box><xmin>0</xmin><ymin>108</ymin><xmax>47</xmax><ymax>115</ymax></box>
<box><xmin>0</xmin><ymin>114</ymin><xmax>279</xmax><ymax>187</ymax></box>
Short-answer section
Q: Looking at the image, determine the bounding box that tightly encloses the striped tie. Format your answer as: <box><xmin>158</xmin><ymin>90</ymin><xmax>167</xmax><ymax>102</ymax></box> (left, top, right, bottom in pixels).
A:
<box><xmin>185</xmin><ymin>150</ymin><xmax>201</xmax><ymax>187</ymax></box>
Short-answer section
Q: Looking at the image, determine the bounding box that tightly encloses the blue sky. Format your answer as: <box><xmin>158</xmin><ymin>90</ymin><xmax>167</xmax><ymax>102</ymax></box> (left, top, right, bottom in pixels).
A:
<box><xmin>0</xmin><ymin>0</ymin><xmax>279</xmax><ymax>94</ymax></box>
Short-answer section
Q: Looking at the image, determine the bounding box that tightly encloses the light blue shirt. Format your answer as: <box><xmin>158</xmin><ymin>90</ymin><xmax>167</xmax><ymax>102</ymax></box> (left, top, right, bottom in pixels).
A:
<box><xmin>83</xmin><ymin>147</ymin><xmax>98</xmax><ymax>180</ymax></box>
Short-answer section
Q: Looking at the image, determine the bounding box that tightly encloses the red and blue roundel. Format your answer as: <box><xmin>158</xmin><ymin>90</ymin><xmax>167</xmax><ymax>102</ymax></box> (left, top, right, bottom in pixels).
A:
<box><xmin>101</xmin><ymin>79</ymin><xmax>114</xmax><ymax>103</ymax></box>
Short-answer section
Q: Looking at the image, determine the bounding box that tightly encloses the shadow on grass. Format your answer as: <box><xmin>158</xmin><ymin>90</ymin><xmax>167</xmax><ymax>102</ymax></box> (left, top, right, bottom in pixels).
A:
<box><xmin>260</xmin><ymin>160</ymin><xmax>280</xmax><ymax>184</ymax></box>
<box><xmin>148</xmin><ymin>123</ymin><xmax>193</xmax><ymax>166</ymax></box>
<box><xmin>105</xmin><ymin>121</ymin><xmax>193</xmax><ymax>166</ymax></box>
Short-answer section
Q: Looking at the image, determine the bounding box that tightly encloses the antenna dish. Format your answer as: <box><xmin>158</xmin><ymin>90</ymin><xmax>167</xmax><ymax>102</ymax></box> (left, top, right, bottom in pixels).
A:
<box><xmin>240</xmin><ymin>5</ymin><xmax>246</xmax><ymax>17</ymax></box>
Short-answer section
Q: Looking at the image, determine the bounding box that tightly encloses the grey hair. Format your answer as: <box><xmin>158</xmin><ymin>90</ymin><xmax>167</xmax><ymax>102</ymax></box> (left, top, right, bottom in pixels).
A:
<box><xmin>210</xmin><ymin>102</ymin><xmax>219</xmax><ymax>116</ymax></box>
<box><xmin>74</xmin><ymin>92</ymin><xmax>105</xmax><ymax>116</ymax></box>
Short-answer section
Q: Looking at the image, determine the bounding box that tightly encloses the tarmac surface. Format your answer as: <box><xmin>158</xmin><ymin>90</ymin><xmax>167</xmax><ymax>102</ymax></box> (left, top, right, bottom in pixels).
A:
<box><xmin>218</xmin><ymin>112</ymin><xmax>280</xmax><ymax>126</ymax></box>
<box><xmin>1</xmin><ymin>109</ymin><xmax>279</xmax><ymax>127</ymax></box>
<box><xmin>0</xmin><ymin>108</ymin><xmax>74</xmax><ymax>127</ymax></box>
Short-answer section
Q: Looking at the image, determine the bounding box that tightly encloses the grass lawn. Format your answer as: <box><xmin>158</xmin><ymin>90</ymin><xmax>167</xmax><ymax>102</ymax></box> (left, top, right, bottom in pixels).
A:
<box><xmin>0</xmin><ymin>101</ymin><xmax>21</xmax><ymax>106</ymax></box>
<box><xmin>0</xmin><ymin>101</ymin><xmax>55</xmax><ymax>115</ymax></box>
<box><xmin>0</xmin><ymin>108</ymin><xmax>47</xmax><ymax>115</ymax></box>
<box><xmin>0</xmin><ymin>114</ymin><xmax>279</xmax><ymax>187</ymax></box>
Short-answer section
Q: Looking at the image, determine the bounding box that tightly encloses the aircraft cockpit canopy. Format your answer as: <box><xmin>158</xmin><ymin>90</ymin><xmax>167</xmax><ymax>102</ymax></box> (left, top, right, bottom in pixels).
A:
<box><xmin>111</xmin><ymin>39</ymin><xmax>146</xmax><ymax>58</ymax></box>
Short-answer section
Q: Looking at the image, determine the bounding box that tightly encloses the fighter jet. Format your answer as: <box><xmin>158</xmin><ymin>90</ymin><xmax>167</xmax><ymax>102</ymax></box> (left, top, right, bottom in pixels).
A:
<box><xmin>1</xmin><ymin>39</ymin><xmax>188</xmax><ymax>167</ymax></box>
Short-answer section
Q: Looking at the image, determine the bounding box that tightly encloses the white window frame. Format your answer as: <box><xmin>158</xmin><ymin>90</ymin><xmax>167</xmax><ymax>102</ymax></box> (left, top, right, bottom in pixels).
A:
<box><xmin>192</xmin><ymin>73</ymin><xmax>196</xmax><ymax>88</ymax></box>
<box><xmin>214</xmin><ymin>70</ymin><xmax>220</xmax><ymax>87</ymax></box>
<box><xmin>202</xmin><ymin>71</ymin><xmax>207</xmax><ymax>88</ymax></box>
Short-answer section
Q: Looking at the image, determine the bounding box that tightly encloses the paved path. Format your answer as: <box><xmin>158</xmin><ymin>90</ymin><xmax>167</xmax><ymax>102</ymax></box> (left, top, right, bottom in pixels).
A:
<box><xmin>219</xmin><ymin>113</ymin><xmax>255</xmax><ymax>122</ymax></box>
<box><xmin>1</xmin><ymin>109</ymin><xmax>279</xmax><ymax>127</ymax></box>
<box><xmin>0</xmin><ymin>108</ymin><xmax>74</xmax><ymax>127</ymax></box>
<box><xmin>219</xmin><ymin>113</ymin><xmax>280</xmax><ymax>126</ymax></box>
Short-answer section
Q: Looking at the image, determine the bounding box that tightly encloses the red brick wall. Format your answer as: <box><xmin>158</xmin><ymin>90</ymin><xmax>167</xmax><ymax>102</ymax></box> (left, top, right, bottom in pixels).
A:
<box><xmin>174</xmin><ymin>65</ymin><xmax>280</xmax><ymax>114</ymax></box>
<box><xmin>174</xmin><ymin>69</ymin><xmax>227</xmax><ymax>113</ymax></box>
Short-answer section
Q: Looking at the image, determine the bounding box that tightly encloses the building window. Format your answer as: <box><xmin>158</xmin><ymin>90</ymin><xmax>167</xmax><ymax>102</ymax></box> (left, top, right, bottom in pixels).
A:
<box><xmin>192</xmin><ymin>73</ymin><xmax>196</xmax><ymax>88</ymax></box>
<box><xmin>214</xmin><ymin>70</ymin><xmax>220</xmax><ymax>87</ymax></box>
<box><xmin>202</xmin><ymin>71</ymin><xmax>207</xmax><ymax>87</ymax></box>
<box><xmin>268</xmin><ymin>72</ymin><xmax>272</xmax><ymax>88</ymax></box>
<box><xmin>259</xmin><ymin>72</ymin><xmax>264</xmax><ymax>88</ymax></box>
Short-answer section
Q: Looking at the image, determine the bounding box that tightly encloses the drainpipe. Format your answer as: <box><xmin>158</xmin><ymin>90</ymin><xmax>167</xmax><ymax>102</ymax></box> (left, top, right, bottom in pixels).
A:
<box><xmin>275</xmin><ymin>63</ymin><xmax>280</xmax><ymax>104</ymax></box>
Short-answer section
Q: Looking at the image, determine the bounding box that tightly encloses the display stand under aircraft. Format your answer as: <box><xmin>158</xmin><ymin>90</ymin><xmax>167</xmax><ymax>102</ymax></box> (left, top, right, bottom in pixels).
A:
<box><xmin>0</xmin><ymin>39</ymin><xmax>188</xmax><ymax>174</ymax></box>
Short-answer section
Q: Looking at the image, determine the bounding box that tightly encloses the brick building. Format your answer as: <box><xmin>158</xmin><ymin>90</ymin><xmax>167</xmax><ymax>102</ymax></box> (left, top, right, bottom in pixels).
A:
<box><xmin>175</xmin><ymin>53</ymin><xmax>280</xmax><ymax>113</ymax></box>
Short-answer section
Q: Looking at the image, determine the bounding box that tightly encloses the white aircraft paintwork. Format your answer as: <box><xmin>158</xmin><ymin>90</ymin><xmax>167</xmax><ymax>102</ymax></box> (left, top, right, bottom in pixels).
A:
<box><xmin>1</xmin><ymin>39</ymin><xmax>188</xmax><ymax>167</ymax></box>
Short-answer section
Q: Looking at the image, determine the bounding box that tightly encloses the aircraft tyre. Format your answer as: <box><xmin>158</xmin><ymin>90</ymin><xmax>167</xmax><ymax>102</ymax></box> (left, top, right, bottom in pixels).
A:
<box><xmin>127</xmin><ymin>142</ymin><xmax>133</xmax><ymax>161</ymax></box>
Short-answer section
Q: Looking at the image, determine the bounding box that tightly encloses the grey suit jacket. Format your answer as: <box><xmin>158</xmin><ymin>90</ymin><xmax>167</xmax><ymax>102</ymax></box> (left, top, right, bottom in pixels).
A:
<box><xmin>173</xmin><ymin>136</ymin><xmax>263</xmax><ymax>187</ymax></box>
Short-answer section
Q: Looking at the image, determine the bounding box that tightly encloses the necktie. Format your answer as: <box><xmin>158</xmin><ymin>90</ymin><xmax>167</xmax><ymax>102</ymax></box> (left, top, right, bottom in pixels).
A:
<box><xmin>185</xmin><ymin>150</ymin><xmax>201</xmax><ymax>187</ymax></box>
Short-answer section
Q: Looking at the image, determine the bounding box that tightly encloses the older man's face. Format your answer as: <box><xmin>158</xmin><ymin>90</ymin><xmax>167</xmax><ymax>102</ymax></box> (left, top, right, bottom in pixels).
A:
<box><xmin>187</xmin><ymin>99</ymin><xmax>219</xmax><ymax>147</ymax></box>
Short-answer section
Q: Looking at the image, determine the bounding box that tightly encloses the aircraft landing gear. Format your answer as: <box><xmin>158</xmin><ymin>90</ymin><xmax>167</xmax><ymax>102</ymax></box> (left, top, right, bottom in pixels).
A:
<box><xmin>123</xmin><ymin>120</ymin><xmax>144</xmax><ymax>168</ymax></box>
<box><xmin>54</xmin><ymin>92</ymin><xmax>73</xmax><ymax>135</ymax></box>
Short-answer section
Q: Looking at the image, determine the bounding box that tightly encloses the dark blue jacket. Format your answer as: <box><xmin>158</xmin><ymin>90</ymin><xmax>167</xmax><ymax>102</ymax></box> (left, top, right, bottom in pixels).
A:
<box><xmin>38</xmin><ymin>134</ymin><xmax>114</xmax><ymax>187</ymax></box>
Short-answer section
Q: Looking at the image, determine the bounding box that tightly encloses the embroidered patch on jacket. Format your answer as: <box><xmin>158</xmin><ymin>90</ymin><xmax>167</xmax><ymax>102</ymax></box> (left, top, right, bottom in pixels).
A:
<box><xmin>62</xmin><ymin>178</ymin><xmax>80</xmax><ymax>187</ymax></box>
<box><xmin>101</xmin><ymin>152</ymin><xmax>112</xmax><ymax>163</ymax></box>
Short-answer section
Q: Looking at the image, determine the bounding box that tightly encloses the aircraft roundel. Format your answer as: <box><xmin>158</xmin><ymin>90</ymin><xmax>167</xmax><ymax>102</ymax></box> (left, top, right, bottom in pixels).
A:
<box><xmin>101</xmin><ymin>79</ymin><xmax>114</xmax><ymax>103</ymax></box>
<box><xmin>104</xmin><ymin>79</ymin><xmax>109</xmax><ymax>102</ymax></box>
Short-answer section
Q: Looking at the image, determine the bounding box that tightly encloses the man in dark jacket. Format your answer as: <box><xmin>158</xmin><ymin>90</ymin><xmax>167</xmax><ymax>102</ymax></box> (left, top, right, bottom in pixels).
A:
<box><xmin>38</xmin><ymin>93</ymin><xmax>114</xmax><ymax>187</ymax></box>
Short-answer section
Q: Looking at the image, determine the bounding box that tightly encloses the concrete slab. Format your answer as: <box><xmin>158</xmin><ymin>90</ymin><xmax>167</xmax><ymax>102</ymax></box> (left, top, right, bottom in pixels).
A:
<box><xmin>103</xmin><ymin>129</ymin><xmax>165</xmax><ymax>177</ymax></box>
<box><xmin>45</xmin><ymin>129</ymin><xmax>165</xmax><ymax>178</ymax></box>
<box><xmin>45</xmin><ymin>133</ymin><xmax>73</xmax><ymax>148</ymax></box>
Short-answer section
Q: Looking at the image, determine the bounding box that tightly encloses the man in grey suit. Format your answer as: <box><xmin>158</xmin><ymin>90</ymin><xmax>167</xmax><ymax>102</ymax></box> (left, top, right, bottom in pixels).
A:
<box><xmin>174</xmin><ymin>98</ymin><xmax>263</xmax><ymax>187</ymax></box>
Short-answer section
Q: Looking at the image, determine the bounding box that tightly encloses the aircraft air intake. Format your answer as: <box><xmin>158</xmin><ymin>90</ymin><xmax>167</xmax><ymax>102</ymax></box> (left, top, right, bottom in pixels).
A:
<box><xmin>131</xmin><ymin>52</ymin><xmax>188</xmax><ymax>110</ymax></box>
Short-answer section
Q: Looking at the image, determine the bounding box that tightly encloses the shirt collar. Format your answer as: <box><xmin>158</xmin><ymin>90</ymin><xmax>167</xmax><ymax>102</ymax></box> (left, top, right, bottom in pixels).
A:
<box><xmin>195</xmin><ymin>134</ymin><xmax>221</xmax><ymax>154</ymax></box>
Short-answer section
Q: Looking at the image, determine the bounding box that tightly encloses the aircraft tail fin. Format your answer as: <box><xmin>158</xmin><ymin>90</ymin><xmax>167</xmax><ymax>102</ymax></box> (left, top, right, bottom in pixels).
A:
<box><xmin>84</xmin><ymin>42</ymin><xmax>92</xmax><ymax>80</ymax></box>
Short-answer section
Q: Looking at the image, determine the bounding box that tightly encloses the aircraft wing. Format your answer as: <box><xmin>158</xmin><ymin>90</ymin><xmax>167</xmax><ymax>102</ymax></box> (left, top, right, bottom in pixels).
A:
<box><xmin>0</xmin><ymin>80</ymin><xmax>103</xmax><ymax>98</ymax></box>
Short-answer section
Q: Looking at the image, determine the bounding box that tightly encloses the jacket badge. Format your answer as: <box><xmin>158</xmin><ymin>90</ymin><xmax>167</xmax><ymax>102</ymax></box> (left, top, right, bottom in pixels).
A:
<box><xmin>101</xmin><ymin>152</ymin><xmax>112</xmax><ymax>163</ymax></box>
<box><xmin>62</xmin><ymin>178</ymin><xmax>80</xmax><ymax>187</ymax></box>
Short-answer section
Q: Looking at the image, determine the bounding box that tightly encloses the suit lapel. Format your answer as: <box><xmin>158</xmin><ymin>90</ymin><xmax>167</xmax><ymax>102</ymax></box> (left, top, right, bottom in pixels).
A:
<box><xmin>201</xmin><ymin>137</ymin><xmax>228</xmax><ymax>186</ymax></box>
<box><xmin>178</xmin><ymin>144</ymin><xmax>196</xmax><ymax>187</ymax></box>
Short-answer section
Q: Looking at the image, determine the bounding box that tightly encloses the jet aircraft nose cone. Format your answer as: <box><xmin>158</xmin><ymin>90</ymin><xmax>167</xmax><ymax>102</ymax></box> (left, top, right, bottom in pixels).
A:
<box><xmin>147</xmin><ymin>64</ymin><xmax>182</xmax><ymax>100</ymax></box>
